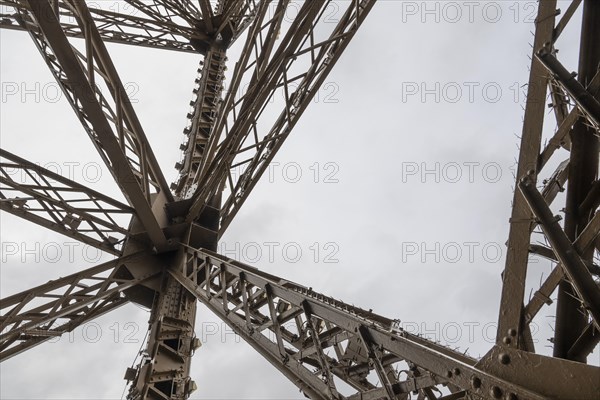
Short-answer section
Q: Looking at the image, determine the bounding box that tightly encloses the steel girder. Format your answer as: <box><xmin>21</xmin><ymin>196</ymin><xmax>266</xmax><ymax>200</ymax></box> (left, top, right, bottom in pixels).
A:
<box><xmin>0</xmin><ymin>1</ymin><xmax>599</xmax><ymax>399</ymax></box>
<box><xmin>172</xmin><ymin>48</ymin><xmax>227</xmax><ymax>198</ymax></box>
<box><xmin>495</xmin><ymin>0</ymin><xmax>559</xmax><ymax>349</ymax></box>
<box><xmin>0</xmin><ymin>252</ymin><xmax>158</xmax><ymax>361</ymax></box>
<box><xmin>124</xmin><ymin>0</ymin><xmax>258</xmax><ymax>47</ymax></box>
<box><xmin>21</xmin><ymin>0</ymin><xmax>174</xmax><ymax>251</ymax></box>
<box><xmin>544</xmin><ymin>14</ymin><xmax>600</xmax><ymax>356</ymax></box>
<box><xmin>125</xmin><ymin>218</ymin><xmax>219</xmax><ymax>400</ymax></box>
<box><xmin>524</xmin><ymin>211</ymin><xmax>600</xmax><ymax>326</ymax></box>
<box><xmin>181</xmin><ymin>0</ymin><xmax>377</xmax><ymax>234</ymax></box>
<box><xmin>125</xmin><ymin>271</ymin><xmax>200</xmax><ymax>400</ymax></box>
<box><xmin>495</xmin><ymin>0</ymin><xmax>600</xmax><ymax>362</ymax></box>
<box><xmin>0</xmin><ymin>0</ymin><xmax>202</xmax><ymax>53</ymax></box>
<box><xmin>169</xmin><ymin>248</ymin><xmax>600</xmax><ymax>400</ymax></box>
<box><xmin>1</xmin><ymin>0</ymin><xmax>258</xmax><ymax>53</ymax></box>
<box><xmin>537</xmin><ymin>48</ymin><xmax>600</xmax><ymax>131</ymax></box>
<box><xmin>0</xmin><ymin>148</ymin><xmax>132</xmax><ymax>255</ymax></box>
<box><xmin>518</xmin><ymin>175</ymin><xmax>600</xmax><ymax>330</ymax></box>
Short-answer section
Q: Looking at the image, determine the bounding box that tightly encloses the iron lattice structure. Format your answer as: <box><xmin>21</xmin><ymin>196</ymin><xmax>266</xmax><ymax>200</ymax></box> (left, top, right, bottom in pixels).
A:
<box><xmin>0</xmin><ymin>0</ymin><xmax>599</xmax><ymax>399</ymax></box>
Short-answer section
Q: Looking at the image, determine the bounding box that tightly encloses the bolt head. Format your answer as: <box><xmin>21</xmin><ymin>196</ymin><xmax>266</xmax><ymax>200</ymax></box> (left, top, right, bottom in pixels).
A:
<box><xmin>499</xmin><ymin>353</ymin><xmax>511</xmax><ymax>365</ymax></box>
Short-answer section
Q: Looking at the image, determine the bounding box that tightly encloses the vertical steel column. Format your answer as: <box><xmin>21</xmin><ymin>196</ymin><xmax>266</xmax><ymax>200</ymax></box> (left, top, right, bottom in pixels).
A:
<box><xmin>126</xmin><ymin>197</ymin><xmax>220</xmax><ymax>400</ymax></box>
<box><xmin>496</xmin><ymin>0</ymin><xmax>557</xmax><ymax>348</ymax></box>
<box><xmin>173</xmin><ymin>47</ymin><xmax>227</xmax><ymax>198</ymax></box>
<box><xmin>553</xmin><ymin>0</ymin><xmax>600</xmax><ymax>361</ymax></box>
<box><xmin>126</xmin><ymin>273</ymin><xmax>200</xmax><ymax>400</ymax></box>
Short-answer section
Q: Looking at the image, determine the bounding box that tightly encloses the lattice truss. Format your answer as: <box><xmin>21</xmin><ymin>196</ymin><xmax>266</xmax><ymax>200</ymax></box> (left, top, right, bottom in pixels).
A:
<box><xmin>0</xmin><ymin>1</ymin><xmax>599</xmax><ymax>399</ymax></box>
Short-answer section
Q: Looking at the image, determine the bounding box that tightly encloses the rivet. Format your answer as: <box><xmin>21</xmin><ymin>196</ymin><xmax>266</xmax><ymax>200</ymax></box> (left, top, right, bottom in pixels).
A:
<box><xmin>491</xmin><ymin>386</ymin><xmax>502</xmax><ymax>398</ymax></box>
<box><xmin>502</xmin><ymin>336</ymin><xmax>512</xmax><ymax>345</ymax></box>
<box><xmin>506</xmin><ymin>393</ymin><xmax>518</xmax><ymax>400</ymax></box>
<box><xmin>453</xmin><ymin>368</ymin><xmax>461</xmax><ymax>376</ymax></box>
<box><xmin>499</xmin><ymin>353</ymin><xmax>511</xmax><ymax>365</ymax></box>
<box><xmin>471</xmin><ymin>376</ymin><xmax>482</xmax><ymax>389</ymax></box>
<box><xmin>508</xmin><ymin>328</ymin><xmax>517</xmax><ymax>337</ymax></box>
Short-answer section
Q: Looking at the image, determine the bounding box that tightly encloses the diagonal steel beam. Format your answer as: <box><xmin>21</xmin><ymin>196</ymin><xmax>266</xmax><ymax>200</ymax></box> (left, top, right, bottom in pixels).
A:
<box><xmin>537</xmin><ymin>46</ymin><xmax>600</xmax><ymax>130</ymax></box>
<box><xmin>0</xmin><ymin>252</ymin><xmax>157</xmax><ymax>361</ymax></box>
<box><xmin>184</xmin><ymin>0</ymin><xmax>377</xmax><ymax>235</ymax></box>
<box><xmin>567</xmin><ymin>322</ymin><xmax>599</xmax><ymax>360</ymax></box>
<box><xmin>0</xmin><ymin>297</ymin><xmax>127</xmax><ymax>362</ymax></box>
<box><xmin>519</xmin><ymin>174</ymin><xmax>600</xmax><ymax>330</ymax></box>
<box><xmin>0</xmin><ymin>0</ymin><xmax>202</xmax><ymax>53</ymax></box>
<box><xmin>197</xmin><ymin>0</ymin><xmax>214</xmax><ymax>32</ymax></box>
<box><xmin>553</xmin><ymin>0</ymin><xmax>582</xmax><ymax>42</ymax></box>
<box><xmin>66</xmin><ymin>0</ymin><xmax>174</xmax><ymax>202</ymax></box>
<box><xmin>0</xmin><ymin>148</ymin><xmax>132</xmax><ymax>255</ymax></box>
<box><xmin>524</xmin><ymin>211</ymin><xmax>600</xmax><ymax>325</ymax></box>
<box><xmin>169</xmin><ymin>248</ymin><xmax>591</xmax><ymax>400</ymax></box>
<box><xmin>23</xmin><ymin>0</ymin><xmax>171</xmax><ymax>251</ymax></box>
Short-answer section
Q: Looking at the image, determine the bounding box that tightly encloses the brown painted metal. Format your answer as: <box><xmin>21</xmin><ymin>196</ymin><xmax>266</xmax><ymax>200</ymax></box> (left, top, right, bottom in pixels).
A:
<box><xmin>126</xmin><ymin>271</ymin><xmax>200</xmax><ymax>400</ymax></box>
<box><xmin>126</xmin><ymin>214</ymin><xmax>219</xmax><ymax>399</ymax></box>
<box><xmin>496</xmin><ymin>0</ymin><xmax>600</xmax><ymax>368</ymax></box>
<box><xmin>552</xmin><ymin>0</ymin><xmax>600</xmax><ymax>361</ymax></box>
<box><xmin>519</xmin><ymin>174</ymin><xmax>600</xmax><ymax>330</ymax></box>
<box><xmin>0</xmin><ymin>148</ymin><xmax>132</xmax><ymax>254</ymax></box>
<box><xmin>173</xmin><ymin>48</ymin><xmax>227</xmax><ymax>198</ymax></box>
<box><xmin>22</xmin><ymin>0</ymin><xmax>172</xmax><ymax>251</ymax></box>
<box><xmin>0</xmin><ymin>253</ymin><xmax>156</xmax><ymax>361</ymax></box>
<box><xmin>0</xmin><ymin>0</ymin><xmax>202</xmax><ymax>52</ymax></box>
<box><xmin>171</xmin><ymin>248</ymin><xmax>597</xmax><ymax>399</ymax></box>
<box><xmin>0</xmin><ymin>1</ymin><xmax>599</xmax><ymax>399</ymax></box>
<box><xmin>185</xmin><ymin>0</ymin><xmax>377</xmax><ymax>236</ymax></box>
<box><xmin>495</xmin><ymin>0</ymin><xmax>557</xmax><ymax>349</ymax></box>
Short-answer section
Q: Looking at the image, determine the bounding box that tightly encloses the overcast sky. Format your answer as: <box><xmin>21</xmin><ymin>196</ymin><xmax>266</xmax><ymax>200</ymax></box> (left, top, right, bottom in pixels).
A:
<box><xmin>0</xmin><ymin>1</ymin><xmax>597</xmax><ymax>399</ymax></box>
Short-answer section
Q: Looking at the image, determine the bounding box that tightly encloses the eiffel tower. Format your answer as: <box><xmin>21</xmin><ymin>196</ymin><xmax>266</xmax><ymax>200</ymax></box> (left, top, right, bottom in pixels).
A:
<box><xmin>1</xmin><ymin>1</ymin><xmax>599</xmax><ymax>399</ymax></box>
